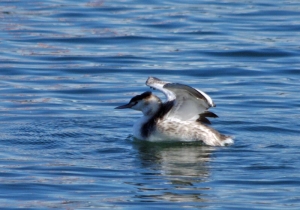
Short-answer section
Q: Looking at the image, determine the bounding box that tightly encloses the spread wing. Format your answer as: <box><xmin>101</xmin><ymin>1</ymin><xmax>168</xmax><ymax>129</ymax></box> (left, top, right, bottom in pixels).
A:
<box><xmin>146</xmin><ymin>77</ymin><xmax>216</xmax><ymax>122</ymax></box>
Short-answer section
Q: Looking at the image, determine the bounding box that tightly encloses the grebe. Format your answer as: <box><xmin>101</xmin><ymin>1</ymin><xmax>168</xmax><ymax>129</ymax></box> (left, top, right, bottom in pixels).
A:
<box><xmin>115</xmin><ymin>77</ymin><xmax>233</xmax><ymax>146</ymax></box>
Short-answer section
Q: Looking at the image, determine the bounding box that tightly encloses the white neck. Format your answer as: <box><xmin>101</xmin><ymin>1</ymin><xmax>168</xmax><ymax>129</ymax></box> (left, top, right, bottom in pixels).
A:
<box><xmin>142</xmin><ymin>96</ymin><xmax>162</xmax><ymax>117</ymax></box>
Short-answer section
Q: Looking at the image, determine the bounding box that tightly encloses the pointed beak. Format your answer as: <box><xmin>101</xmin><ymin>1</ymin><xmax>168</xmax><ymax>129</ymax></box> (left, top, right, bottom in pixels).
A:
<box><xmin>115</xmin><ymin>103</ymin><xmax>132</xmax><ymax>109</ymax></box>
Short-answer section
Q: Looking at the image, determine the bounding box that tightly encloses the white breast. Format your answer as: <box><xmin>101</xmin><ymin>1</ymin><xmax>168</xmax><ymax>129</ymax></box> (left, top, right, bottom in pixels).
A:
<box><xmin>132</xmin><ymin>116</ymin><xmax>151</xmax><ymax>140</ymax></box>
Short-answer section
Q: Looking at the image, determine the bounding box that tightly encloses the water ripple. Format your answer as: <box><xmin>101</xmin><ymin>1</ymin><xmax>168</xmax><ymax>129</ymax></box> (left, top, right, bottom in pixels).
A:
<box><xmin>1</xmin><ymin>0</ymin><xmax>300</xmax><ymax>209</ymax></box>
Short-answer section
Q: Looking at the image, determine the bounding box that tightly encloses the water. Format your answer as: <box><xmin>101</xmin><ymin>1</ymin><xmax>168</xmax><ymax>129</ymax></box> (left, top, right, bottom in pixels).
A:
<box><xmin>1</xmin><ymin>0</ymin><xmax>300</xmax><ymax>209</ymax></box>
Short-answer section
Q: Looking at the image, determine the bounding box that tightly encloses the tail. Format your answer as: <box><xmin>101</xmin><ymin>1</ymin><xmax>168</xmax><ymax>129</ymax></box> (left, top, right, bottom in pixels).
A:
<box><xmin>220</xmin><ymin>135</ymin><xmax>234</xmax><ymax>146</ymax></box>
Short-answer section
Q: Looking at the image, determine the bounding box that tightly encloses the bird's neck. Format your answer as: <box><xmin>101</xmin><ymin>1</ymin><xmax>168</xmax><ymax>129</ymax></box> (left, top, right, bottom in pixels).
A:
<box><xmin>142</xmin><ymin>102</ymin><xmax>162</xmax><ymax>117</ymax></box>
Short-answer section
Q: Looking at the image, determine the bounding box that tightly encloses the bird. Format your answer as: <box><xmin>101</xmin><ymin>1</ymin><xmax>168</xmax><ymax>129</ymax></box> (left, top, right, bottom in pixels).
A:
<box><xmin>115</xmin><ymin>77</ymin><xmax>233</xmax><ymax>146</ymax></box>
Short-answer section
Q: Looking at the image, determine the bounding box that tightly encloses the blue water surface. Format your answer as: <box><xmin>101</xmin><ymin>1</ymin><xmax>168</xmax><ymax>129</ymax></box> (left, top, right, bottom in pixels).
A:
<box><xmin>0</xmin><ymin>0</ymin><xmax>300</xmax><ymax>209</ymax></box>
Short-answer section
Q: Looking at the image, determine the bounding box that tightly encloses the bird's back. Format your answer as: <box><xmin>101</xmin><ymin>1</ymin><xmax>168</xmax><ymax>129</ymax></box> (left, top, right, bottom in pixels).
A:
<box><xmin>153</xmin><ymin>118</ymin><xmax>233</xmax><ymax>146</ymax></box>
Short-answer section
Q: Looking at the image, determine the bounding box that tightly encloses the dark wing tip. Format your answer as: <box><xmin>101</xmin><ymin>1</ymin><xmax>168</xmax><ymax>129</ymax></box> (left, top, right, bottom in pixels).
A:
<box><xmin>197</xmin><ymin>116</ymin><xmax>212</xmax><ymax>124</ymax></box>
<box><xmin>202</xmin><ymin>111</ymin><xmax>218</xmax><ymax>118</ymax></box>
<box><xmin>196</xmin><ymin>111</ymin><xmax>219</xmax><ymax>124</ymax></box>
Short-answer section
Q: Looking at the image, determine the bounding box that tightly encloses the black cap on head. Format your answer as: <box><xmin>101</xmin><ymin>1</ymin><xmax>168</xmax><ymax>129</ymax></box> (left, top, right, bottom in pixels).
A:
<box><xmin>115</xmin><ymin>91</ymin><xmax>152</xmax><ymax>109</ymax></box>
<box><xmin>129</xmin><ymin>91</ymin><xmax>152</xmax><ymax>103</ymax></box>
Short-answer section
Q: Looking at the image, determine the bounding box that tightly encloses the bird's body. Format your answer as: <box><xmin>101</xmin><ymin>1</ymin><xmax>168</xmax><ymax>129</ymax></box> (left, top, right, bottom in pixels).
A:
<box><xmin>115</xmin><ymin>77</ymin><xmax>233</xmax><ymax>146</ymax></box>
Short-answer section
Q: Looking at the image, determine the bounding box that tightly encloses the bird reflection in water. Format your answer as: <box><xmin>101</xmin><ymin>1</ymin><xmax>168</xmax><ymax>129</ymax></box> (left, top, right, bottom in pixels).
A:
<box><xmin>131</xmin><ymin>141</ymin><xmax>216</xmax><ymax>203</ymax></box>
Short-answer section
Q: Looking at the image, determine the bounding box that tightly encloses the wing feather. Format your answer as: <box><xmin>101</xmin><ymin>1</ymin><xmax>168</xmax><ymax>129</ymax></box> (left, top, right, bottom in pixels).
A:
<box><xmin>146</xmin><ymin>77</ymin><xmax>216</xmax><ymax>121</ymax></box>
<box><xmin>146</xmin><ymin>77</ymin><xmax>175</xmax><ymax>100</ymax></box>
